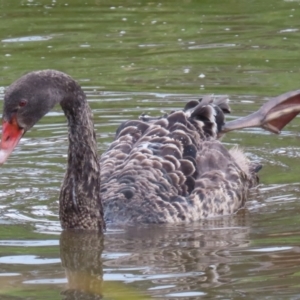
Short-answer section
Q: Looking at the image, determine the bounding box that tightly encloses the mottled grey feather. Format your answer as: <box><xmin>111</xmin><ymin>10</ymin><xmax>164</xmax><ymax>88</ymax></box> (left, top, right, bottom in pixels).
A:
<box><xmin>101</xmin><ymin>97</ymin><xmax>258</xmax><ymax>224</ymax></box>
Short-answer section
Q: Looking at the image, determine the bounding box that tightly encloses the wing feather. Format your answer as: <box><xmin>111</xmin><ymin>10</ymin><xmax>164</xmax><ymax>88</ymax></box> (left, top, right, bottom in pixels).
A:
<box><xmin>100</xmin><ymin>96</ymin><xmax>256</xmax><ymax>224</ymax></box>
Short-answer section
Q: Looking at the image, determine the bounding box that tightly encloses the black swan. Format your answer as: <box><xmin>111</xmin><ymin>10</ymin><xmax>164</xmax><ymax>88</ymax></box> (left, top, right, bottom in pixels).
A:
<box><xmin>1</xmin><ymin>70</ymin><xmax>300</xmax><ymax>231</ymax></box>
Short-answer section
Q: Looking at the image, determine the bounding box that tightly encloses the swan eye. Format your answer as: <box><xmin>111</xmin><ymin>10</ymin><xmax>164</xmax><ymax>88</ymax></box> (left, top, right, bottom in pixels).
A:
<box><xmin>19</xmin><ymin>99</ymin><xmax>27</xmax><ymax>107</ymax></box>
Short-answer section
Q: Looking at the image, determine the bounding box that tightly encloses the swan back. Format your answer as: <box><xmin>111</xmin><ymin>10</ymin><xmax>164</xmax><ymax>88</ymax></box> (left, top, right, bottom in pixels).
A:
<box><xmin>100</xmin><ymin>96</ymin><xmax>256</xmax><ymax>224</ymax></box>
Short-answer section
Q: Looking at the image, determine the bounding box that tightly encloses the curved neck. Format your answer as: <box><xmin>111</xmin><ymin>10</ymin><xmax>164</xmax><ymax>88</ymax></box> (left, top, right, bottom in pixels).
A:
<box><xmin>59</xmin><ymin>85</ymin><xmax>104</xmax><ymax>231</ymax></box>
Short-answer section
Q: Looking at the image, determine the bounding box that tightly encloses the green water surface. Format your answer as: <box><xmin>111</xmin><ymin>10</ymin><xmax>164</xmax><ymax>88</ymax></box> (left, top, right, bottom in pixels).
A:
<box><xmin>0</xmin><ymin>0</ymin><xmax>300</xmax><ymax>299</ymax></box>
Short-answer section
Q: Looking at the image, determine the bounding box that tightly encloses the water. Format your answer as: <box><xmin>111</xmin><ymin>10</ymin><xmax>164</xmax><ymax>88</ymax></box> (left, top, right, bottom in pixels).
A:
<box><xmin>1</xmin><ymin>0</ymin><xmax>300</xmax><ymax>299</ymax></box>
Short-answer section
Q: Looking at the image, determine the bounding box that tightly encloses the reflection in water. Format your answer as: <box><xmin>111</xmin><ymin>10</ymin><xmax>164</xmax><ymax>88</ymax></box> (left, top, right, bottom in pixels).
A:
<box><xmin>57</xmin><ymin>216</ymin><xmax>300</xmax><ymax>299</ymax></box>
<box><xmin>59</xmin><ymin>215</ymin><xmax>250</xmax><ymax>299</ymax></box>
<box><xmin>60</xmin><ymin>231</ymin><xmax>103</xmax><ymax>300</ymax></box>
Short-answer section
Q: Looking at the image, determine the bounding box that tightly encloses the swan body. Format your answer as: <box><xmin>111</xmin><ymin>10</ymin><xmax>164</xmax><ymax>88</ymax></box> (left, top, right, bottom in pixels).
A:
<box><xmin>1</xmin><ymin>70</ymin><xmax>300</xmax><ymax>231</ymax></box>
<box><xmin>100</xmin><ymin>104</ymin><xmax>257</xmax><ymax>224</ymax></box>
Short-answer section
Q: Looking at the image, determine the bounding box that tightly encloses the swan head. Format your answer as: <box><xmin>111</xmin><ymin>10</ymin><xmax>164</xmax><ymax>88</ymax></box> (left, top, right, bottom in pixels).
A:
<box><xmin>0</xmin><ymin>70</ymin><xmax>74</xmax><ymax>164</ymax></box>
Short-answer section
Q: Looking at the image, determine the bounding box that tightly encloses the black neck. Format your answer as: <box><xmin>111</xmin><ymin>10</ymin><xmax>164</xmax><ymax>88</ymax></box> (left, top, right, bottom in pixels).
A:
<box><xmin>59</xmin><ymin>85</ymin><xmax>104</xmax><ymax>230</ymax></box>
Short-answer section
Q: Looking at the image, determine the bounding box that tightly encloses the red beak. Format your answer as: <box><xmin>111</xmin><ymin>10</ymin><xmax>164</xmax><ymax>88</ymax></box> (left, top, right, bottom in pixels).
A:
<box><xmin>0</xmin><ymin>116</ymin><xmax>24</xmax><ymax>164</ymax></box>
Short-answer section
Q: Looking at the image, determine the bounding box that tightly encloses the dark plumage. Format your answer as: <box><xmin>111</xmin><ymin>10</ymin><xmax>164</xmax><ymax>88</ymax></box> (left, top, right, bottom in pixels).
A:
<box><xmin>101</xmin><ymin>102</ymin><xmax>255</xmax><ymax>224</ymax></box>
<box><xmin>1</xmin><ymin>70</ymin><xmax>300</xmax><ymax>231</ymax></box>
